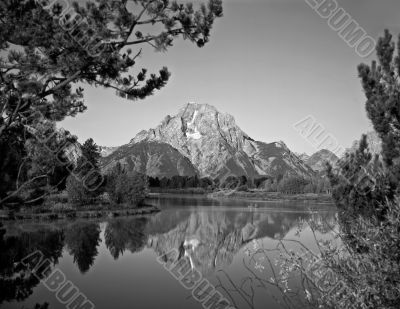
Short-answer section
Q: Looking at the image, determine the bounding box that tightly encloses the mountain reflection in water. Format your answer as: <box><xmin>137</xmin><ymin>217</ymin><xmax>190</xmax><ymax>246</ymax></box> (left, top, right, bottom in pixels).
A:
<box><xmin>0</xmin><ymin>196</ymin><xmax>337</xmax><ymax>309</ymax></box>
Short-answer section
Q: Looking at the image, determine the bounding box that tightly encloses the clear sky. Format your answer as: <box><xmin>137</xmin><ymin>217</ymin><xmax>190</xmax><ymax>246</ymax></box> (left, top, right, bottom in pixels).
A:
<box><xmin>59</xmin><ymin>0</ymin><xmax>400</xmax><ymax>155</ymax></box>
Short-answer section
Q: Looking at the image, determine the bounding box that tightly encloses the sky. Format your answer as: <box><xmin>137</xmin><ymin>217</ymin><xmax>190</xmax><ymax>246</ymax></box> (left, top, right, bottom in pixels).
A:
<box><xmin>60</xmin><ymin>0</ymin><xmax>400</xmax><ymax>155</ymax></box>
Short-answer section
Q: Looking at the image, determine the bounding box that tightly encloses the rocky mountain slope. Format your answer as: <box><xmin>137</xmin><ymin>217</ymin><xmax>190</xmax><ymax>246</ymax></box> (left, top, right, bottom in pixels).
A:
<box><xmin>101</xmin><ymin>141</ymin><xmax>198</xmax><ymax>178</ymax></box>
<box><xmin>99</xmin><ymin>146</ymin><xmax>119</xmax><ymax>157</ymax></box>
<box><xmin>110</xmin><ymin>103</ymin><xmax>315</xmax><ymax>178</ymax></box>
<box><xmin>306</xmin><ymin>149</ymin><xmax>339</xmax><ymax>172</ymax></box>
<box><xmin>297</xmin><ymin>153</ymin><xmax>310</xmax><ymax>162</ymax></box>
<box><xmin>244</xmin><ymin>140</ymin><xmax>313</xmax><ymax>178</ymax></box>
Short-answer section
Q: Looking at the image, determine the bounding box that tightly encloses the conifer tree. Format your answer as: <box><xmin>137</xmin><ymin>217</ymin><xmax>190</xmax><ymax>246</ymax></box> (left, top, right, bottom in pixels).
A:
<box><xmin>328</xmin><ymin>30</ymin><xmax>400</xmax><ymax>218</ymax></box>
<box><xmin>80</xmin><ymin>138</ymin><xmax>101</xmax><ymax>171</ymax></box>
<box><xmin>0</xmin><ymin>0</ymin><xmax>223</xmax><ymax>204</ymax></box>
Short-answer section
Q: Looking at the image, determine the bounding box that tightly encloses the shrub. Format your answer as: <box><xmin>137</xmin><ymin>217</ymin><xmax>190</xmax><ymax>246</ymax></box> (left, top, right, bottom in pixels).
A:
<box><xmin>65</xmin><ymin>176</ymin><xmax>95</xmax><ymax>206</ymax></box>
<box><xmin>274</xmin><ymin>200</ymin><xmax>400</xmax><ymax>309</ymax></box>
<box><xmin>187</xmin><ymin>187</ymin><xmax>206</xmax><ymax>194</ymax></box>
<box><xmin>50</xmin><ymin>203</ymin><xmax>75</xmax><ymax>213</ymax></box>
<box><xmin>277</xmin><ymin>175</ymin><xmax>310</xmax><ymax>194</ymax></box>
<box><xmin>98</xmin><ymin>192</ymin><xmax>111</xmax><ymax>205</ymax></box>
<box><xmin>221</xmin><ymin>176</ymin><xmax>240</xmax><ymax>190</ymax></box>
<box><xmin>106</xmin><ymin>164</ymin><xmax>147</xmax><ymax>206</ymax></box>
<box><xmin>44</xmin><ymin>191</ymin><xmax>69</xmax><ymax>205</ymax></box>
<box><xmin>236</xmin><ymin>185</ymin><xmax>248</xmax><ymax>192</ymax></box>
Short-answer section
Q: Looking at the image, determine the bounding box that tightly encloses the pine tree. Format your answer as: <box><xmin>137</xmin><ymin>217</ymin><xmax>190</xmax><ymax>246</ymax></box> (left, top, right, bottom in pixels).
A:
<box><xmin>358</xmin><ymin>30</ymin><xmax>400</xmax><ymax>178</ymax></box>
<box><xmin>0</xmin><ymin>0</ymin><xmax>223</xmax><ymax>205</ymax></box>
<box><xmin>80</xmin><ymin>138</ymin><xmax>101</xmax><ymax>171</ymax></box>
<box><xmin>306</xmin><ymin>32</ymin><xmax>400</xmax><ymax>308</ymax></box>
<box><xmin>328</xmin><ymin>30</ymin><xmax>400</xmax><ymax>218</ymax></box>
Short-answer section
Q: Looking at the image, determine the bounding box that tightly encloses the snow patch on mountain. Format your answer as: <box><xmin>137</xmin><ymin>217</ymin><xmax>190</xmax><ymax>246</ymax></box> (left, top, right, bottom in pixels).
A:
<box><xmin>186</xmin><ymin>110</ymin><xmax>202</xmax><ymax>140</ymax></box>
<box><xmin>187</xmin><ymin>130</ymin><xmax>202</xmax><ymax>140</ymax></box>
<box><xmin>188</xmin><ymin>110</ymin><xmax>198</xmax><ymax>127</ymax></box>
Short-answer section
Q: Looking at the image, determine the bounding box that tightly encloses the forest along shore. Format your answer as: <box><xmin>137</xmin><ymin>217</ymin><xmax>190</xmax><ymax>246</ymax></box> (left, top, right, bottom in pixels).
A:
<box><xmin>207</xmin><ymin>191</ymin><xmax>334</xmax><ymax>205</ymax></box>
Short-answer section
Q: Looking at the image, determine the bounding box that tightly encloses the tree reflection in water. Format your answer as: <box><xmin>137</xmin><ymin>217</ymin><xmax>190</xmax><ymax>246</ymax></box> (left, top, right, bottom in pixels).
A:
<box><xmin>105</xmin><ymin>217</ymin><xmax>149</xmax><ymax>259</ymax></box>
<box><xmin>0</xmin><ymin>222</ymin><xmax>64</xmax><ymax>305</ymax></box>
<box><xmin>64</xmin><ymin>222</ymin><xmax>101</xmax><ymax>274</ymax></box>
<box><xmin>211</xmin><ymin>212</ymin><xmax>339</xmax><ymax>309</ymax></box>
<box><xmin>0</xmin><ymin>207</ymin><xmax>338</xmax><ymax>309</ymax></box>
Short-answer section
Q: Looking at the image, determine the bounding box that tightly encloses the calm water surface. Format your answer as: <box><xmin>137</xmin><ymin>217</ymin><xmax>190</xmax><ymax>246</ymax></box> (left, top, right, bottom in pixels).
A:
<box><xmin>0</xmin><ymin>195</ymin><xmax>337</xmax><ymax>309</ymax></box>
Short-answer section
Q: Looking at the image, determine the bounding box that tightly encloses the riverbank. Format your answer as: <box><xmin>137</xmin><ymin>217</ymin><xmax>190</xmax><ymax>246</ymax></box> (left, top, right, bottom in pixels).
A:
<box><xmin>0</xmin><ymin>205</ymin><xmax>160</xmax><ymax>221</ymax></box>
<box><xmin>208</xmin><ymin>191</ymin><xmax>334</xmax><ymax>205</ymax></box>
<box><xmin>149</xmin><ymin>188</ymin><xmax>211</xmax><ymax>194</ymax></box>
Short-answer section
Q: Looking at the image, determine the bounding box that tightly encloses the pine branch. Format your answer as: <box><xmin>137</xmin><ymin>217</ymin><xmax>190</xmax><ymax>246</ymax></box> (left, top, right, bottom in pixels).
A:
<box><xmin>123</xmin><ymin>0</ymin><xmax>156</xmax><ymax>44</ymax></box>
<box><xmin>136</xmin><ymin>18</ymin><xmax>166</xmax><ymax>25</ymax></box>
<box><xmin>40</xmin><ymin>71</ymin><xmax>81</xmax><ymax>98</ymax></box>
<box><xmin>0</xmin><ymin>175</ymin><xmax>48</xmax><ymax>205</ymax></box>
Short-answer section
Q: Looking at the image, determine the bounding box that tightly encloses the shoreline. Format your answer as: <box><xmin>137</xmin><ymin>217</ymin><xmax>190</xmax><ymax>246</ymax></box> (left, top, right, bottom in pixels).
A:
<box><xmin>207</xmin><ymin>191</ymin><xmax>335</xmax><ymax>205</ymax></box>
<box><xmin>1</xmin><ymin>191</ymin><xmax>335</xmax><ymax>222</ymax></box>
<box><xmin>0</xmin><ymin>205</ymin><xmax>160</xmax><ymax>222</ymax></box>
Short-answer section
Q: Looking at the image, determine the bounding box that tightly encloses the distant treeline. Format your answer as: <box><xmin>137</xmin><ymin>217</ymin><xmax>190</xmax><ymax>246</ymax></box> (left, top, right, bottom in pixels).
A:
<box><xmin>148</xmin><ymin>174</ymin><xmax>331</xmax><ymax>194</ymax></box>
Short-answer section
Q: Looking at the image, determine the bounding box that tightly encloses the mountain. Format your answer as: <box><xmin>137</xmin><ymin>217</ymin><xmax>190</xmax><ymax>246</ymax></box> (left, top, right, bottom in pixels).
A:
<box><xmin>99</xmin><ymin>146</ymin><xmax>119</xmax><ymax>157</ymax></box>
<box><xmin>101</xmin><ymin>141</ymin><xmax>198</xmax><ymax>178</ymax></box>
<box><xmin>297</xmin><ymin>153</ymin><xmax>310</xmax><ymax>162</ymax></box>
<box><xmin>102</xmin><ymin>103</ymin><xmax>315</xmax><ymax>178</ymax></box>
<box><xmin>306</xmin><ymin>149</ymin><xmax>339</xmax><ymax>172</ymax></box>
<box><xmin>243</xmin><ymin>140</ymin><xmax>313</xmax><ymax>178</ymax></box>
<box><xmin>130</xmin><ymin>103</ymin><xmax>259</xmax><ymax>178</ymax></box>
<box><xmin>118</xmin><ymin>103</ymin><xmax>315</xmax><ymax>179</ymax></box>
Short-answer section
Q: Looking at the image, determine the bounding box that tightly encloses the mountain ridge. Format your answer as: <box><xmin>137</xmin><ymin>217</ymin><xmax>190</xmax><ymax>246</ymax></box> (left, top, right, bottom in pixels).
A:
<box><xmin>306</xmin><ymin>149</ymin><xmax>339</xmax><ymax>172</ymax></box>
<box><xmin>101</xmin><ymin>141</ymin><xmax>198</xmax><ymax>178</ymax></box>
<box><xmin>101</xmin><ymin>103</ymin><xmax>317</xmax><ymax>178</ymax></box>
